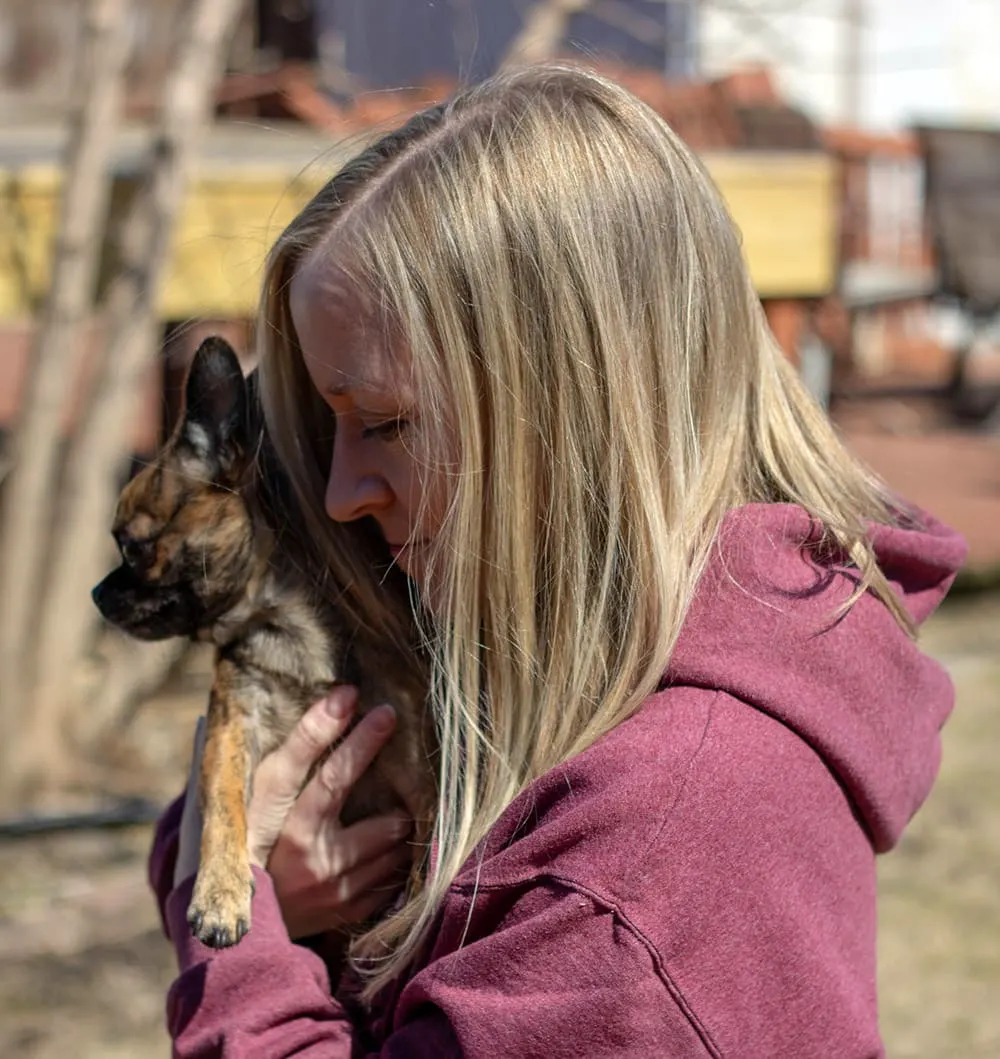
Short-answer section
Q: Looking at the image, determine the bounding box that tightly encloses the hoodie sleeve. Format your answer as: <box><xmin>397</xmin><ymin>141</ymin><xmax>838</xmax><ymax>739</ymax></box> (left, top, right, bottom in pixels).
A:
<box><xmin>162</xmin><ymin>868</ymin><xmax>466</xmax><ymax>1057</ymax></box>
<box><xmin>151</xmin><ymin>802</ymin><xmax>709</xmax><ymax>1057</ymax></box>
<box><xmin>150</xmin><ymin>796</ymin><xmax>461</xmax><ymax>1058</ymax></box>
<box><xmin>148</xmin><ymin>793</ymin><xmax>184</xmax><ymax>936</ymax></box>
<box><xmin>394</xmin><ymin>880</ymin><xmax>716</xmax><ymax>1058</ymax></box>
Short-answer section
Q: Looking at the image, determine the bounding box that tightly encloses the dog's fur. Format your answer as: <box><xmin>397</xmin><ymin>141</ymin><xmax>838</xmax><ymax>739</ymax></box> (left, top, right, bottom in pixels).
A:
<box><xmin>92</xmin><ymin>336</ymin><xmax>435</xmax><ymax>949</ymax></box>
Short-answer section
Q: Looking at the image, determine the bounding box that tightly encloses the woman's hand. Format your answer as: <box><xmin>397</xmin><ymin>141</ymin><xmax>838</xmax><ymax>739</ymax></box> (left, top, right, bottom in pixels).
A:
<box><xmin>173</xmin><ymin>688</ymin><xmax>415</xmax><ymax>941</ymax></box>
<box><xmin>247</xmin><ymin>687</ymin><xmax>414</xmax><ymax>940</ymax></box>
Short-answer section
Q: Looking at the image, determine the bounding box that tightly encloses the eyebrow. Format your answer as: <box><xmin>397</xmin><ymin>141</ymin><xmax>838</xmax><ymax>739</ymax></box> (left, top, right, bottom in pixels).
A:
<box><xmin>322</xmin><ymin>382</ymin><xmax>416</xmax><ymax>418</ymax></box>
<box><xmin>324</xmin><ymin>379</ymin><xmax>388</xmax><ymax>398</ymax></box>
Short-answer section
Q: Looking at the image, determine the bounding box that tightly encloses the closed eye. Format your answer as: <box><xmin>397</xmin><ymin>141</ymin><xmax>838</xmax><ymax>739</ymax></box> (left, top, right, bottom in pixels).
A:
<box><xmin>115</xmin><ymin>532</ymin><xmax>158</xmax><ymax>569</ymax></box>
<box><xmin>360</xmin><ymin>417</ymin><xmax>410</xmax><ymax>442</ymax></box>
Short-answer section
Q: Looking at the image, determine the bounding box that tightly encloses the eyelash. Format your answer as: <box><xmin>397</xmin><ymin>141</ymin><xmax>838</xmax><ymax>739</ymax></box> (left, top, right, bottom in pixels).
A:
<box><xmin>359</xmin><ymin>417</ymin><xmax>409</xmax><ymax>442</ymax></box>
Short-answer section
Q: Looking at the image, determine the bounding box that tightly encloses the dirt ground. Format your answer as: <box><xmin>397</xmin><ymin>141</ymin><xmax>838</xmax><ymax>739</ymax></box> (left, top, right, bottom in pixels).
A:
<box><xmin>875</xmin><ymin>593</ymin><xmax>1000</xmax><ymax>1058</ymax></box>
<box><xmin>0</xmin><ymin>594</ymin><xmax>998</xmax><ymax>1058</ymax></box>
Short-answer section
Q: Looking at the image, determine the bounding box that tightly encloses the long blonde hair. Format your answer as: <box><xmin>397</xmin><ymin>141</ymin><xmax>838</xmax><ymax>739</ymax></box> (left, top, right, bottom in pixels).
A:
<box><xmin>257</xmin><ymin>64</ymin><xmax>909</xmax><ymax>996</ymax></box>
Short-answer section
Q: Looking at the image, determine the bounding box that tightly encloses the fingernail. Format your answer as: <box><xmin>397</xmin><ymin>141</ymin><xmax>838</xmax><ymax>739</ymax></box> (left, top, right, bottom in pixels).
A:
<box><xmin>369</xmin><ymin>704</ymin><xmax>397</xmax><ymax>733</ymax></box>
<box><xmin>325</xmin><ymin>688</ymin><xmax>357</xmax><ymax>719</ymax></box>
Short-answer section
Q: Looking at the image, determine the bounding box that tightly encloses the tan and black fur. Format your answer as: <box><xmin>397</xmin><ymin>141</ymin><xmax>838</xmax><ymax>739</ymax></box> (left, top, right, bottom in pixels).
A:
<box><xmin>92</xmin><ymin>337</ymin><xmax>435</xmax><ymax>950</ymax></box>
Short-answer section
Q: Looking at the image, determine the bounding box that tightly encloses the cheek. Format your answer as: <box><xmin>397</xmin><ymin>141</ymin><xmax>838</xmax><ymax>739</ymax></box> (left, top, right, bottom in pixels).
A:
<box><xmin>385</xmin><ymin>451</ymin><xmax>421</xmax><ymax>516</ymax></box>
<box><xmin>405</xmin><ymin>458</ymin><xmax>452</xmax><ymax>538</ymax></box>
<box><xmin>385</xmin><ymin>429</ymin><xmax>458</xmax><ymax>537</ymax></box>
<box><xmin>421</xmin><ymin>473</ymin><xmax>450</xmax><ymax>536</ymax></box>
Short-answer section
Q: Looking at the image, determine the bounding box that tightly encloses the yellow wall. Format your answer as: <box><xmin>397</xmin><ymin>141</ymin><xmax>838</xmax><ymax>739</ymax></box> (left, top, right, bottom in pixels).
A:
<box><xmin>703</xmin><ymin>151</ymin><xmax>839</xmax><ymax>299</ymax></box>
<box><xmin>0</xmin><ymin>167</ymin><xmax>60</xmax><ymax>319</ymax></box>
<box><xmin>0</xmin><ymin>149</ymin><xmax>838</xmax><ymax>321</ymax></box>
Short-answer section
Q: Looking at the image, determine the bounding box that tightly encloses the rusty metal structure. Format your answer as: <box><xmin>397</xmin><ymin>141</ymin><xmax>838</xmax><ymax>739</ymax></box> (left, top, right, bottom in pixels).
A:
<box><xmin>916</xmin><ymin>125</ymin><xmax>1000</xmax><ymax>424</ymax></box>
<box><xmin>919</xmin><ymin>125</ymin><xmax>1000</xmax><ymax>318</ymax></box>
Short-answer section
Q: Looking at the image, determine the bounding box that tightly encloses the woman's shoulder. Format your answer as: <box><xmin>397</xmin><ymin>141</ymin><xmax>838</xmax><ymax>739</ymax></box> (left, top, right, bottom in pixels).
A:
<box><xmin>453</xmin><ymin>685</ymin><xmax>817</xmax><ymax>901</ymax></box>
<box><xmin>434</xmin><ymin>687</ymin><xmax>884</xmax><ymax>1057</ymax></box>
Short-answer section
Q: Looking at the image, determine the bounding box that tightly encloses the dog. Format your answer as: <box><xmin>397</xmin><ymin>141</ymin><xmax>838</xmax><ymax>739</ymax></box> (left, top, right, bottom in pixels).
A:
<box><xmin>92</xmin><ymin>336</ymin><xmax>435</xmax><ymax>950</ymax></box>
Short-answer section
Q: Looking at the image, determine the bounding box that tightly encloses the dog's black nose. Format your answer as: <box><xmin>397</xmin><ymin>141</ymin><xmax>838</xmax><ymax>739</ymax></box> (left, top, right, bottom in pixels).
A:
<box><xmin>91</xmin><ymin>582</ymin><xmax>106</xmax><ymax>610</ymax></box>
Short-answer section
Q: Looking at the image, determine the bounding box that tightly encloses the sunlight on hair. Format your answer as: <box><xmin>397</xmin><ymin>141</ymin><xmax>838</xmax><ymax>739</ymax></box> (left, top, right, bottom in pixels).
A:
<box><xmin>255</xmin><ymin>63</ymin><xmax>911</xmax><ymax>1000</ymax></box>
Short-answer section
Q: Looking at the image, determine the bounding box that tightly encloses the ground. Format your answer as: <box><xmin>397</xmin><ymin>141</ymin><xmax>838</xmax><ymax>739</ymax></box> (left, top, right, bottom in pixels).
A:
<box><xmin>836</xmin><ymin>401</ymin><xmax>1000</xmax><ymax>572</ymax></box>
<box><xmin>875</xmin><ymin>594</ymin><xmax>1000</xmax><ymax>1058</ymax></box>
<box><xmin>1</xmin><ymin>590</ymin><xmax>998</xmax><ymax>1058</ymax></box>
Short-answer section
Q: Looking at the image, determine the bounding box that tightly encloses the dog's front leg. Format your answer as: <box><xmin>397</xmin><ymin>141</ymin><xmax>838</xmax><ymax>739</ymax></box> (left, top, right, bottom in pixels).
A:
<box><xmin>187</xmin><ymin>658</ymin><xmax>256</xmax><ymax>948</ymax></box>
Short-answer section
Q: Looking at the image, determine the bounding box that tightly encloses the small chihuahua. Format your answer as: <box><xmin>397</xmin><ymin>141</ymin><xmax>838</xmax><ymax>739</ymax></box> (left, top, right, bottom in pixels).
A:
<box><xmin>92</xmin><ymin>336</ymin><xmax>435</xmax><ymax>949</ymax></box>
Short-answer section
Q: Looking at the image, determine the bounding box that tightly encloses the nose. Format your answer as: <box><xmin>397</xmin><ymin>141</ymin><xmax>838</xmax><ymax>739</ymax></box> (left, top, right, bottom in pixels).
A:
<box><xmin>324</xmin><ymin>441</ymin><xmax>393</xmax><ymax>524</ymax></box>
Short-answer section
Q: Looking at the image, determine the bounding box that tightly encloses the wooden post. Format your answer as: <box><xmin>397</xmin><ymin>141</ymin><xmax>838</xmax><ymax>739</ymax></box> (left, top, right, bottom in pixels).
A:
<box><xmin>0</xmin><ymin>0</ymin><xmax>131</xmax><ymax>795</ymax></box>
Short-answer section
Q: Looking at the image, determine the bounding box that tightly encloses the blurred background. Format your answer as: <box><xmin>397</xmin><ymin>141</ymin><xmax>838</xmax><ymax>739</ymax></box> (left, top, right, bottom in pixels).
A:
<box><xmin>0</xmin><ymin>1</ymin><xmax>997</xmax><ymax>1055</ymax></box>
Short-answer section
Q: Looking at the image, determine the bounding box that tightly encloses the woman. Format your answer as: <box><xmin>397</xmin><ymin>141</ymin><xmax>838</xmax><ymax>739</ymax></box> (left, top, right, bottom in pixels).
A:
<box><xmin>150</xmin><ymin>65</ymin><xmax>966</xmax><ymax>1056</ymax></box>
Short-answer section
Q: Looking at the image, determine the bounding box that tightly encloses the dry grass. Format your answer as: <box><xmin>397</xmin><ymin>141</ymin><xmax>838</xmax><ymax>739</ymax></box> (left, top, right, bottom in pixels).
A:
<box><xmin>878</xmin><ymin>595</ymin><xmax>1000</xmax><ymax>1058</ymax></box>
<box><xmin>0</xmin><ymin>598</ymin><xmax>996</xmax><ymax>1057</ymax></box>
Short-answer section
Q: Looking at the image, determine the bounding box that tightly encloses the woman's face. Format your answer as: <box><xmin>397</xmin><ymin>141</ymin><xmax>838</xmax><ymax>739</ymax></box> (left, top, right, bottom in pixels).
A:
<box><xmin>290</xmin><ymin>252</ymin><xmax>446</xmax><ymax>584</ymax></box>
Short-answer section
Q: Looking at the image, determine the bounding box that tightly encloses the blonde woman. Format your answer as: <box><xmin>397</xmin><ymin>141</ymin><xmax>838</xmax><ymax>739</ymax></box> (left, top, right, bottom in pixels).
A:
<box><xmin>150</xmin><ymin>66</ymin><xmax>966</xmax><ymax>1057</ymax></box>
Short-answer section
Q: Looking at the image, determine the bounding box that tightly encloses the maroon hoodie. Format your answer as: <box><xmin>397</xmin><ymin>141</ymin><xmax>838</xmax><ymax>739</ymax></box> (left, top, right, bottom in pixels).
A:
<box><xmin>149</xmin><ymin>503</ymin><xmax>966</xmax><ymax>1058</ymax></box>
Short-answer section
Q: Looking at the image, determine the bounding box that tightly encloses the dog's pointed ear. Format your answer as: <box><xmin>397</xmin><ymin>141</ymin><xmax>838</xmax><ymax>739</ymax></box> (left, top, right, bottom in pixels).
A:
<box><xmin>180</xmin><ymin>337</ymin><xmax>249</xmax><ymax>477</ymax></box>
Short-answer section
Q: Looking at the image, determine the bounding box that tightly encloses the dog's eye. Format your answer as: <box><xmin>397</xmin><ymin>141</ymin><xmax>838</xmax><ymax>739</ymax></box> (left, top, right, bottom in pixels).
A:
<box><xmin>117</xmin><ymin>534</ymin><xmax>156</xmax><ymax>569</ymax></box>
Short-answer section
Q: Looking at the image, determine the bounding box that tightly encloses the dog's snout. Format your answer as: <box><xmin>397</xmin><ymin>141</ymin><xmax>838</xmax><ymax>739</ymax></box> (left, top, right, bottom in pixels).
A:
<box><xmin>91</xmin><ymin>578</ymin><xmax>110</xmax><ymax>614</ymax></box>
<box><xmin>91</xmin><ymin>569</ymin><xmax>129</xmax><ymax>619</ymax></box>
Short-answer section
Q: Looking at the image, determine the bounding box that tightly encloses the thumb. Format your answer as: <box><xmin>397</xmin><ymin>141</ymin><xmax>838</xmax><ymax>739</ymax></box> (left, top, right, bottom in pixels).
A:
<box><xmin>248</xmin><ymin>687</ymin><xmax>358</xmax><ymax>866</ymax></box>
<box><xmin>275</xmin><ymin>687</ymin><xmax>359</xmax><ymax>787</ymax></box>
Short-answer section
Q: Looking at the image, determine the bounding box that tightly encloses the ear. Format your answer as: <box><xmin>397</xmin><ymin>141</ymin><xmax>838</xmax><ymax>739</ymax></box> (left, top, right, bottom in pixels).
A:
<box><xmin>180</xmin><ymin>337</ymin><xmax>249</xmax><ymax>477</ymax></box>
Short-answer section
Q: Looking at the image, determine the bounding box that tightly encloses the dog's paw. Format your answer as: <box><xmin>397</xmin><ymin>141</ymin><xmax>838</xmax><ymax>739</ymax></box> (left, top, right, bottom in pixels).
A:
<box><xmin>187</xmin><ymin>869</ymin><xmax>255</xmax><ymax>948</ymax></box>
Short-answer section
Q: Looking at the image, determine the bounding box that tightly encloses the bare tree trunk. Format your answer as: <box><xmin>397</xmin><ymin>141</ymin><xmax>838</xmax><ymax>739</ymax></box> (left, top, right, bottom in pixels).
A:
<box><xmin>73</xmin><ymin>634</ymin><xmax>189</xmax><ymax>752</ymax></box>
<box><xmin>500</xmin><ymin>0</ymin><xmax>592</xmax><ymax>68</ymax></box>
<box><xmin>0</xmin><ymin>0</ymin><xmax>130</xmax><ymax>778</ymax></box>
<box><xmin>14</xmin><ymin>0</ymin><xmax>247</xmax><ymax>795</ymax></box>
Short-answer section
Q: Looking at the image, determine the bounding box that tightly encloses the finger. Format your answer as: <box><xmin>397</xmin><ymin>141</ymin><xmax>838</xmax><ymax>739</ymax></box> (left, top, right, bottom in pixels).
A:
<box><xmin>330</xmin><ymin>843</ymin><xmax>414</xmax><ymax>907</ymax></box>
<box><xmin>340</xmin><ymin>885</ymin><xmax>402</xmax><ymax>926</ymax></box>
<box><xmin>247</xmin><ymin>690</ymin><xmax>360</xmax><ymax>868</ymax></box>
<box><xmin>336</xmin><ymin>814</ymin><xmax>414</xmax><ymax>872</ymax></box>
<box><xmin>277</xmin><ymin>811</ymin><xmax>411</xmax><ymax>880</ymax></box>
<box><xmin>259</xmin><ymin>688</ymin><xmax>359</xmax><ymax>802</ymax></box>
<box><xmin>287</xmin><ymin>889</ymin><xmax>398</xmax><ymax>941</ymax></box>
<box><xmin>290</xmin><ymin>705</ymin><xmax>398</xmax><ymax>826</ymax></box>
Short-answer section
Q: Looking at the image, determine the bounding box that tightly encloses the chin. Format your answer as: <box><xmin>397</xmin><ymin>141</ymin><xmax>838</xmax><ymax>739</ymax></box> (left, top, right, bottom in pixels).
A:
<box><xmin>392</xmin><ymin>548</ymin><xmax>421</xmax><ymax>581</ymax></box>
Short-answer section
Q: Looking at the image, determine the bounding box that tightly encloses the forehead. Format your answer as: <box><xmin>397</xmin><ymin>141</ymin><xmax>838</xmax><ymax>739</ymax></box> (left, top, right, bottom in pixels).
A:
<box><xmin>289</xmin><ymin>250</ymin><xmax>402</xmax><ymax>397</ymax></box>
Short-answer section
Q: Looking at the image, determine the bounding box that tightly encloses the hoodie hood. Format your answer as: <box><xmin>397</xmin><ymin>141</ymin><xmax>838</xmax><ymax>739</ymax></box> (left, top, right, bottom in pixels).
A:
<box><xmin>666</xmin><ymin>503</ymin><xmax>967</xmax><ymax>853</ymax></box>
<box><xmin>396</xmin><ymin>503</ymin><xmax>967</xmax><ymax>1057</ymax></box>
